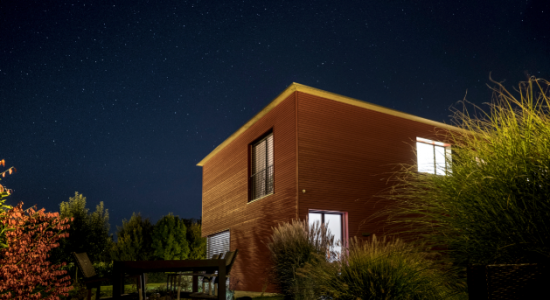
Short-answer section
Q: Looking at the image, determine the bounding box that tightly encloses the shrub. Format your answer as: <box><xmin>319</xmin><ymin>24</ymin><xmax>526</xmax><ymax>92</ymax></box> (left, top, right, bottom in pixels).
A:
<box><xmin>0</xmin><ymin>159</ymin><xmax>16</xmax><ymax>251</ymax></box>
<box><xmin>297</xmin><ymin>234</ymin><xmax>462</xmax><ymax>300</ymax></box>
<box><xmin>0</xmin><ymin>202</ymin><xmax>73</xmax><ymax>299</ymax></box>
<box><xmin>266</xmin><ymin>219</ymin><xmax>335</xmax><ymax>300</ymax></box>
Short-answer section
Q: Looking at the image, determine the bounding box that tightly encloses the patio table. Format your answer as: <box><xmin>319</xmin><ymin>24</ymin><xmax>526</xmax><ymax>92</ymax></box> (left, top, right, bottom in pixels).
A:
<box><xmin>112</xmin><ymin>259</ymin><xmax>226</xmax><ymax>300</ymax></box>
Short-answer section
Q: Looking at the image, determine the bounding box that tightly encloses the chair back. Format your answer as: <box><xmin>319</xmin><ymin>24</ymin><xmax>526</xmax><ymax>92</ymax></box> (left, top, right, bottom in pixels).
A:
<box><xmin>72</xmin><ymin>252</ymin><xmax>97</xmax><ymax>278</ymax></box>
<box><xmin>225</xmin><ymin>249</ymin><xmax>238</xmax><ymax>275</ymax></box>
<box><xmin>214</xmin><ymin>249</ymin><xmax>238</xmax><ymax>284</ymax></box>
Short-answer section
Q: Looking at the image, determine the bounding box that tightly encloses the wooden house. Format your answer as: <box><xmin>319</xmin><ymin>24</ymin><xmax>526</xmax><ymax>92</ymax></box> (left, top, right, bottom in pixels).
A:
<box><xmin>197</xmin><ymin>83</ymin><xmax>456</xmax><ymax>293</ymax></box>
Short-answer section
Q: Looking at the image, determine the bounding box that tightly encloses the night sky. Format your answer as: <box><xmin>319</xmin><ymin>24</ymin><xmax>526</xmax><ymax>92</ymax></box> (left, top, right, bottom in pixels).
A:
<box><xmin>1</xmin><ymin>0</ymin><xmax>549</xmax><ymax>237</ymax></box>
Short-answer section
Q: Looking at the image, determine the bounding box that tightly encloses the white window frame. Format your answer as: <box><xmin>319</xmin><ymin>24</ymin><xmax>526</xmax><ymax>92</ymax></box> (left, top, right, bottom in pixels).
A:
<box><xmin>416</xmin><ymin>137</ymin><xmax>451</xmax><ymax>175</ymax></box>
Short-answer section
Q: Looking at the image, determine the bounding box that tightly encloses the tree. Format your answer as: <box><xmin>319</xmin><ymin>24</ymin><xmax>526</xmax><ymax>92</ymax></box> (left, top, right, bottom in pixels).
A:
<box><xmin>366</xmin><ymin>77</ymin><xmax>550</xmax><ymax>293</ymax></box>
<box><xmin>0</xmin><ymin>202</ymin><xmax>73</xmax><ymax>299</ymax></box>
<box><xmin>110</xmin><ymin>212</ymin><xmax>154</xmax><ymax>261</ymax></box>
<box><xmin>187</xmin><ymin>222</ymin><xmax>206</xmax><ymax>260</ymax></box>
<box><xmin>0</xmin><ymin>159</ymin><xmax>16</xmax><ymax>250</ymax></box>
<box><xmin>49</xmin><ymin>192</ymin><xmax>111</xmax><ymax>265</ymax></box>
<box><xmin>181</xmin><ymin>218</ymin><xmax>206</xmax><ymax>259</ymax></box>
<box><xmin>151</xmin><ymin>213</ymin><xmax>190</xmax><ymax>260</ymax></box>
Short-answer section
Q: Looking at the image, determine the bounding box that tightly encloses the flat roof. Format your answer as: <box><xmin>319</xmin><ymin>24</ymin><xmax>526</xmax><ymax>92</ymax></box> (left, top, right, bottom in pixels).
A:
<box><xmin>197</xmin><ymin>82</ymin><xmax>460</xmax><ymax>167</ymax></box>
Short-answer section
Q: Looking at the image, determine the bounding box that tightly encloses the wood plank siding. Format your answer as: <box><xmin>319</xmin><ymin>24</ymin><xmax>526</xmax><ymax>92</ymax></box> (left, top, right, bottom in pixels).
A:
<box><xmin>200</xmin><ymin>93</ymin><xmax>298</xmax><ymax>292</ymax></box>
<box><xmin>198</xmin><ymin>83</ymin><xmax>459</xmax><ymax>293</ymax></box>
<box><xmin>296</xmin><ymin>91</ymin><xmax>449</xmax><ymax>244</ymax></box>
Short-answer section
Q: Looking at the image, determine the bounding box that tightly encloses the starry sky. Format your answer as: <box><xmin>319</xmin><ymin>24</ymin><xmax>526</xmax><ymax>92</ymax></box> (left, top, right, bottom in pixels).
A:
<box><xmin>1</xmin><ymin>0</ymin><xmax>549</xmax><ymax>237</ymax></box>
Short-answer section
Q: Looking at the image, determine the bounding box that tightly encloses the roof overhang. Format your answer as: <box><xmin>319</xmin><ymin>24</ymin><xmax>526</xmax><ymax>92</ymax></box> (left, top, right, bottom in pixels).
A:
<box><xmin>197</xmin><ymin>82</ymin><xmax>462</xmax><ymax>167</ymax></box>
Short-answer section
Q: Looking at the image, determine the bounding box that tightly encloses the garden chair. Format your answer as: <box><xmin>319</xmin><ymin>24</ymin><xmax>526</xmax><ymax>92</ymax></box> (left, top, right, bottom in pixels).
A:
<box><xmin>188</xmin><ymin>249</ymin><xmax>239</xmax><ymax>299</ymax></box>
<box><xmin>72</xmin><ymin>252</ymin><xmax>142</xmax><ymax>300</ymax></box>
<box><xmin>200</xmin><ymin>253</ymin><xmax>223</xmax><ymax>294</ymax></box>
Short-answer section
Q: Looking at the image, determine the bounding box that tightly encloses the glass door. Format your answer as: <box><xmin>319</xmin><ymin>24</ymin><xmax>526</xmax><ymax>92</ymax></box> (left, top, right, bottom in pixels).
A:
<box><xmin>308</xmin><ymin>211</ymin><xmax>345</xmax><ymax>261</ymax></box>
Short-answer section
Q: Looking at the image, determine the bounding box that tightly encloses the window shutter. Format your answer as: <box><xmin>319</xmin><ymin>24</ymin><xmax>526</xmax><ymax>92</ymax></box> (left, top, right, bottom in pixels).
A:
<box><xmin>207</xmin><ymin>230</ymin><xmax>230</xmax><ymax>259</ymax></box>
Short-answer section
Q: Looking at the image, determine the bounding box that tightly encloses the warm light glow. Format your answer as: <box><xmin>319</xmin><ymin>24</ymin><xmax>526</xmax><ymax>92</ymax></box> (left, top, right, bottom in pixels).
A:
<box><xmin>308</xmin><ymin>211</ymin><xmax>343</xmax><ymax>262</ymax></box>
<box><xmin>417</xmin><ymin>137</ymin><xmax>451</xmax><ymax>175</ymax></box>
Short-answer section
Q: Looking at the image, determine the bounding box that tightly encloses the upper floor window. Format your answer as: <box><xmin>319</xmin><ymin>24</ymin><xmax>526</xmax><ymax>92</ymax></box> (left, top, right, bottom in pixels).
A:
<box><xmin>250</xmin><ymin>132</ymin><xmax>273</xmax><ymax>201</ymax></box>
<box><xmin>416</xmin><ymin>137</ymin><xmax>451</xmax><ymax>175</ymax></box>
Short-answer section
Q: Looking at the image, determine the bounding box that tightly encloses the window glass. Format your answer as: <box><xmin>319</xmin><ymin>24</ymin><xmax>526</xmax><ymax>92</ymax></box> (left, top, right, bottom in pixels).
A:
<box><xmin>251</xmin><ymin>132</ymin><xmax>274</xmax><ymax>200</ymax></box>
<box><xmin>267</xmin><ymin>134</ymin><xmax>274</xmax><ymax>166</ymax></box>
<box><xmin>308</xmin><ymin>213</ymin><xmax>322</xmax><ymax>228</ymax></box>
<box><xmin>435</xmin><ymin>145</ymin><xmax>446</xmax><ymax>175</ymax></box>
<box><xmin>253</xmin><ymin>139</ymin><xmax>266</xmax><ymax>174</ymax></box>
<box><xmin>308</xmin><ymin>211</ymin><xmax>344</xmax><ymax>262</ymax></box>
<box><xmin>417</xmin><ymin>137</ymin><xmax>451</xmax><ymax>175</ymax></box>
<box><xmin>446</xmin><ymin>147</ymin><xmax>453</xmax><ymax>174</ymax></box>
<box><xmin>417</xmin><ymin>141</ymin><xmax>435</xmax><ymax>173</ymax></box>
<box><xmin>324</xmin><ymin>213</ymin><xmax>342</xmax><ymax>259</ymax></box>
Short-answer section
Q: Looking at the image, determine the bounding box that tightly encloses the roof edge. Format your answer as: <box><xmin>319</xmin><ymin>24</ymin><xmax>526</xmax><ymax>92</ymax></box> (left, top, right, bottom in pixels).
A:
<box><xmin>197</xmin><ymin>82</ymin><xmax>462</xmax><ymax>167</ymax></box>
<box><xmin>197</xmin><ymin>83</ymin><xmax>298</xmax><ymax>166</ymax></box>
<box><xmin>292</xmin><ymin>83</ymin><xmax>461</xmax><ymax>132</ymax></box>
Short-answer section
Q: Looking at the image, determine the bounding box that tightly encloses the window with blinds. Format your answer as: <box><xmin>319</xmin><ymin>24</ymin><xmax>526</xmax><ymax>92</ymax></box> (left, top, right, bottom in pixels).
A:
<box><xmin>206</xmin><ymin>230</ymin><xmax>230</xmax><ymax>259</ymax></box>
<box><xmin>250</xmin><ymin>132</ymin><xmax>274</xmax><ymax>201</ymax></box>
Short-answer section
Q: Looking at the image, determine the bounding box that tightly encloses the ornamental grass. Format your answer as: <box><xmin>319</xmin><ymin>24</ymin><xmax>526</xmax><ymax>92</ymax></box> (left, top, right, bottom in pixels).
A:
<box><xmin>364</xmin><ymin>76</ymin><xmax>550</xmax><ymax>296</ymax></box>
<box><xmin>296</xmin><ymin>234</ymin><xmax>462</xmax><ymax>300</ymax></box>
<box><xmin>266</xmin><ymin>219</ymin><xmax>336</xmax><ymax>300</ymax></box>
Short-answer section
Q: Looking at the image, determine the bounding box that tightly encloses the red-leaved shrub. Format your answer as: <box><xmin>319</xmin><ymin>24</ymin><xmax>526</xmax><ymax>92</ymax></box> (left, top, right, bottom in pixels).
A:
<box><xmin>0</xmin><ymin>202</ymin><xmax>73</xmax><ymax>299</ymax></box>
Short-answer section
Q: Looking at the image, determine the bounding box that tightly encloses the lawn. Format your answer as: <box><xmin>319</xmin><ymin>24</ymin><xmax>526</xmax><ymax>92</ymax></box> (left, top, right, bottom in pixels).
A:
<box><xmin>88</xmin><ymin>284</ymin><xmax>285</xmax><ymax>300</ymax></box>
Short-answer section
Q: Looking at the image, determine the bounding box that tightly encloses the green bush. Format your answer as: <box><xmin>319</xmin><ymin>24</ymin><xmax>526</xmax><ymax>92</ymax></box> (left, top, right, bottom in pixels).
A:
<box><xmin>297</xmin><ymin>234</ymin><xmax>462</xmax><ymax>300</ymax></box>
<box><xmin>266</xmin><ymin>219</ymin><xmax>336</xmax><ymax>300</ymax></box>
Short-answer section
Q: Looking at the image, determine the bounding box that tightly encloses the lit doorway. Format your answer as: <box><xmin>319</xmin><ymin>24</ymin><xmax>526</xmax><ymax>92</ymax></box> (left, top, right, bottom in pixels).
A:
<box><xmin>308</xmin><ymin>210</ymin><xmax>347</xmax><ymax>261</ymax></box>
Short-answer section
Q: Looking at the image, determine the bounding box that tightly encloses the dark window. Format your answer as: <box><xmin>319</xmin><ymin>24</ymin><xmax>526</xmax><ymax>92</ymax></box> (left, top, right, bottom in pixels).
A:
<box><xmin>250</xmin><ymin>132</ymin><xmax>273</xmax><ymax>201</ymax></box>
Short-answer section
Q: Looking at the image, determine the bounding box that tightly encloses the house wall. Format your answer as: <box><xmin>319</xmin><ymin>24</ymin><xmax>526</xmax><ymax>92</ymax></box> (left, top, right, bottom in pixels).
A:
<box><xmin>296</xmin><ymin>91</ymin><xmax>450</xmax><ymax>244</ymax></box>
<box><xmin>201</xmin><ymin>93</ymin><xmax>298</xmax><ymax>293</ymax></box>
<box><xmin>201</xmin><ymin>89</ymin><xmax>454</xmax><ymax>294</ymax></box>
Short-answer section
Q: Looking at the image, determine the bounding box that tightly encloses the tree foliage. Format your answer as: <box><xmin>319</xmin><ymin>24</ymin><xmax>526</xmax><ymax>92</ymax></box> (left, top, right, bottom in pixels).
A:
<box><xmin>0</xmin><ymin>159</ymin><xmax>16</xmax><ymax>250</ymax></box>
<box><xmin>110</xmin><ymin>212</ymin><xmax>154</xmax><ymax>261</ymax></box>
<box><xmin>187</xmin><ymin>222</ymin><xmax>206</xmax><ymax>260</ymax></box>
<box><xmin>151</xmin><ymin>213</ymin><xmax>190</xmax><ymax>260</ymax></box>
<box><xmin>49</xmin><ymin>192</ymin><xmax>111</xmax><ymax>265</ymax></box>
<box><xmin>0</xmin><ymin>202</ymin><xmax>73</xmax><ymax>299</ymax></box>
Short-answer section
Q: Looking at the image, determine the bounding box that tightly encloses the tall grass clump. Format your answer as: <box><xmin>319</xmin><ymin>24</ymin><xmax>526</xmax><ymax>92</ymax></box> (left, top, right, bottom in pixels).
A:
<box><xmin>366</xmin><ymin>76</ymin><xmax>550</xmax><ymax>288</ymax></box>
<box><xmin>296</xmin><ymin>234</ymin><xmax>461</xmax><ymax>300</ymax></box>
<box><xmin>266</xmin><ymin>219</ymin><xmax>335</xmax><ymax>300</ymax></box>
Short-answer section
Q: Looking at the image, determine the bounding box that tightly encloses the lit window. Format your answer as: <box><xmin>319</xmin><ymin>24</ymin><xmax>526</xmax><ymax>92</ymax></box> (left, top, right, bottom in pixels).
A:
<box><xmin>416</xmin><ymin>137</ymin><xmax>451</xmax><ymax>175</ymax></box>
<box><xmin>308</xmin><ymin>211</ymin><xmax>346</xmax><ymax>262</ymax></box>
<box><xmin>250</xmin><ymin>132</ymin><xmax>273</xmax><ymax>201</ymax></box>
